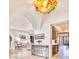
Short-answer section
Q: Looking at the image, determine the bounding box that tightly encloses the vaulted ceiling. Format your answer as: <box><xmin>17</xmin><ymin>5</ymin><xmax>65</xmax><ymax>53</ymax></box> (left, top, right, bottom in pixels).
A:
<box><xmin>9</xmin><ymin>0</ymin><xmax>69</xmax><ymax>32</ymax></box>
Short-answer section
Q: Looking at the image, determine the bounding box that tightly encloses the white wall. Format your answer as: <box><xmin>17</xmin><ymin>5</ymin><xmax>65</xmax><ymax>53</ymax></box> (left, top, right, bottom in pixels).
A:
<box><xmin>34</xmin><ymin>18</ymin><xmax>69</xmax><ymax>45</ymax></box>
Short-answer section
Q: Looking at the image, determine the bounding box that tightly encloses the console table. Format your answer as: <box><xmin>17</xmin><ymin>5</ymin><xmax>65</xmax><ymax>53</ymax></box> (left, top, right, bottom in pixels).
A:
<box><xmin>31</xmin><ymin>45</ymin><xmax>49</xmax><ymax>58</ymax></box>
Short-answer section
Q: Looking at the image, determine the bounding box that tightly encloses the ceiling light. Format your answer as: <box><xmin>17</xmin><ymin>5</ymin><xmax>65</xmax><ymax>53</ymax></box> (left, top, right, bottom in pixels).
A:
<box><xmin>34</xmin><ymin>0</ymin><xmax>57</xmax><ymax>14</ymax></box>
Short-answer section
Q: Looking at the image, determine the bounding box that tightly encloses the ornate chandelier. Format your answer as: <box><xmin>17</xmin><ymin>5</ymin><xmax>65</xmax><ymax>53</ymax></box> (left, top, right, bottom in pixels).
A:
<box><xmin>34</xmin><ymin>0</ymin><xmax>57</xmax><ymax>14</ymax></box>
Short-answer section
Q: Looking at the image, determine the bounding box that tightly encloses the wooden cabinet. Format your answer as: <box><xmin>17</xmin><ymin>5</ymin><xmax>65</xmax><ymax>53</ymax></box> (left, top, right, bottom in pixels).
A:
<box><xmin>52</xmin><ymin>26</ymin><xmax>57</xmax><ymax>40</ymax></box>
<box><xmin>52</xmin><ymin>45</ymin><xmax>59</xmax><ymax>56</ymax></box>
<box><xmin>52</xmin><ymin>26</ymin><xmax>59</xmax><ymax>56</ymax></box>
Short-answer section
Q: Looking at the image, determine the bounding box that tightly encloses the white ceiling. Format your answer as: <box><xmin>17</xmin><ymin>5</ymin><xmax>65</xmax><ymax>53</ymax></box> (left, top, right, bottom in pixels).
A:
<box><xmin>9</xmin><ymin>0</ymin><xmax>69</xmax><ymax>32</ymax></box>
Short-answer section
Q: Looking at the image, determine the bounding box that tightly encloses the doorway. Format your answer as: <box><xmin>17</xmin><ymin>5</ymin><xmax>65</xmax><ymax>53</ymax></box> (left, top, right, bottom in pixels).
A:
<box><xmin>51</xmin><ymin>21</ymin><xmax>69</xmax><ymax>58</ymax></box>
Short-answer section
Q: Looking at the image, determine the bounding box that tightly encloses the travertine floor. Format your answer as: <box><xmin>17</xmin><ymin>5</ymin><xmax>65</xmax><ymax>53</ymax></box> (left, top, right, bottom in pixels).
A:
<box><xmin>9</xmin><ymin>47</ymin><xmax>67</xmax><ymax>59</ymax></box>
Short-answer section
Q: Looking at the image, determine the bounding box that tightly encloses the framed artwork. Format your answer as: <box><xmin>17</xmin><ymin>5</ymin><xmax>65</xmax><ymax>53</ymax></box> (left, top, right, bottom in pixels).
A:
<box><xmin>35</xmin><ymin>33</ymin><xmax>45</xmax><ymax>39</ymax></box>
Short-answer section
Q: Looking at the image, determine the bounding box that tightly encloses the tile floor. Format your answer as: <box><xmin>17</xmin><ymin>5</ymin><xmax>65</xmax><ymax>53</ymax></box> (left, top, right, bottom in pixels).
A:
<box><xmin>9</xmin><ymin>47</ymin><xmax>68</xmax><ymax>59</ymax></box>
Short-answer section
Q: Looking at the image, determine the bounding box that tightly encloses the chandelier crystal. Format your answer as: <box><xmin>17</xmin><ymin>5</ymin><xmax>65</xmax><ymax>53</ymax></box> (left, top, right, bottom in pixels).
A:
<box><xmin>34</xmin><ymin>0</ymin><xmax>57</xmax><ymax>14</ymax></box>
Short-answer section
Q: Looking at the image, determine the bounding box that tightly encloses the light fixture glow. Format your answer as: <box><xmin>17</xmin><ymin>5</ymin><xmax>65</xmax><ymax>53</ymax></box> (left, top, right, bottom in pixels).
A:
<box><xmin>34</xmin><ymin>0</ymin><xmax>57</xmax><ymax>14</ymax></box>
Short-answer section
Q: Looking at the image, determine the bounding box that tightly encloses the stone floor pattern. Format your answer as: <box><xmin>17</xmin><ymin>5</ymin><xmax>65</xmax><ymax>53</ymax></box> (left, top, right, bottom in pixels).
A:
<box><xmin>10</xmin><ymin>47</ymin><xmax>67</xmax><ymax>59</ymax></box>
